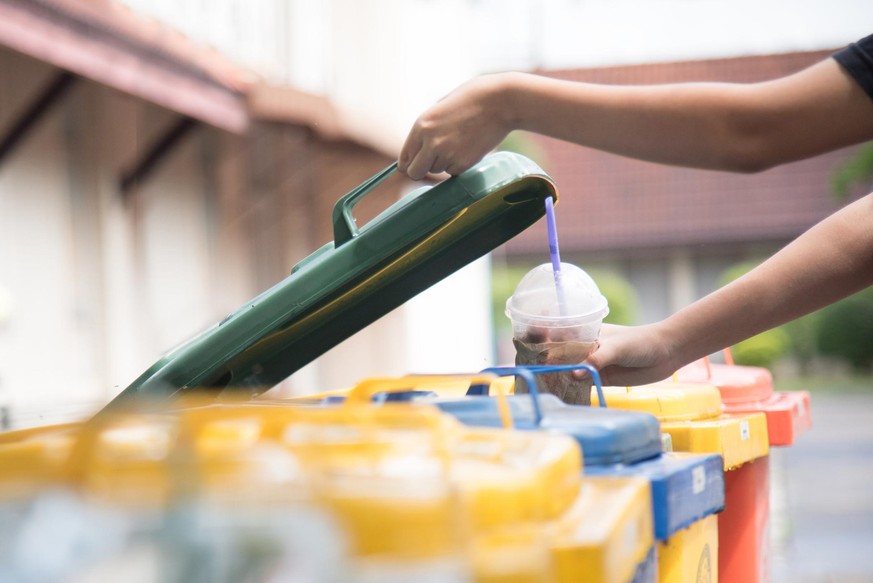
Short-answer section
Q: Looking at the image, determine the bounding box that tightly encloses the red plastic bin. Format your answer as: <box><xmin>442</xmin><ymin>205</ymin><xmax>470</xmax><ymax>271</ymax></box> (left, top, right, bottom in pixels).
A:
<box><xmin>678</xmin><ymin>354</ymin><xmax>812</xmax><ymax>447</ymax></box>
<box><xmin>677</xmin><ymin>351</ymin><xmax>812</xmax><ymax>583</ymax></box>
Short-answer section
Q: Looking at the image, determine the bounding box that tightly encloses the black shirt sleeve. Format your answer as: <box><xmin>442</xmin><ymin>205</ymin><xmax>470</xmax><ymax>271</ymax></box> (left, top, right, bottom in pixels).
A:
<box><xmin>833</xmin><ymin>33</ymin><xmax>873</xmax><ymax>101</ymax></box>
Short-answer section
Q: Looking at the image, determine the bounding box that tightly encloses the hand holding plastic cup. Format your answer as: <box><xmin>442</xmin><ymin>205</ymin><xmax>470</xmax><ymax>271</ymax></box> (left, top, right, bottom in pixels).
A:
<box><xmin>505</xmin><ymin>262</ymin><xmax>609</xmax><ymax>405</ymax></box>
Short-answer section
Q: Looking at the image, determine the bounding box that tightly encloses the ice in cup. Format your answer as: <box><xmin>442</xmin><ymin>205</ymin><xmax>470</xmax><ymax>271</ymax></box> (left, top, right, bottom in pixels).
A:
<box><xmin>505</xmin><ymin>263</ymin><xmax>609</xmax><ymax>405</ymax></box>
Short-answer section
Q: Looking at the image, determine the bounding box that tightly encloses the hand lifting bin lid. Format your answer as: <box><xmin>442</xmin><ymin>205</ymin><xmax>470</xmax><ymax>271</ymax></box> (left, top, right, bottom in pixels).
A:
<box><xmin>105</xmin><ymin>152</ymin><xmax>557</xmax><ymax>411</ymax></box>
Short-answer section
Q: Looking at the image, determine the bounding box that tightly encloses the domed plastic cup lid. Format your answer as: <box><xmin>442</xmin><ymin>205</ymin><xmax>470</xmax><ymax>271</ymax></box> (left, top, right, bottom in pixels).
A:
<box><xmin>505</xmin><ymin>263</ymin><xmax>609</xmax><ymax>328</ymax></box>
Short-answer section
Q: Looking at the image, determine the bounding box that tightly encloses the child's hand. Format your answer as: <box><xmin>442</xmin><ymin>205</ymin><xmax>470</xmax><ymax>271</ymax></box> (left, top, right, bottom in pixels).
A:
<box><xmin>579</xmin><ymin>323</ymin><xmax>680</xmax><ymax>387</ymax></box>
<box><xmin>399</xmin><ymin>74</ymin><xmax>515</xmax><ymax>180</ymax></box>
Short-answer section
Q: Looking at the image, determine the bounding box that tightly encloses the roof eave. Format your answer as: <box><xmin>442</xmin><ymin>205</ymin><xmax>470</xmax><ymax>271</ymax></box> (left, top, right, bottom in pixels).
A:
<box><xmin>0</xmin><ymin>0</ymin><xmax>249</xmax><ymax>134</ymax></box>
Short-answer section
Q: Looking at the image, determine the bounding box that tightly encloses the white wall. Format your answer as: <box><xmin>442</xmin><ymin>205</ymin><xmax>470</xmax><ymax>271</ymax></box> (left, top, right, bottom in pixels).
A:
<box><xmin>0</xmin><ymin>46</ymin><xmax>260</xmax><ymax>421</ymax></box>
<box><xmin>0</xmin><ymin>56</ymin><xmax>107</xmax><ymax>418</ymax></box>
<box><xmin>121</xmin><ymin>0</ymin><xmax>872</xmax><ymax>82</ymax></box>
<box><xmin>475</xmin><ymin>0</ymin><xmax>872</xmax><ymax>71</ymax></box>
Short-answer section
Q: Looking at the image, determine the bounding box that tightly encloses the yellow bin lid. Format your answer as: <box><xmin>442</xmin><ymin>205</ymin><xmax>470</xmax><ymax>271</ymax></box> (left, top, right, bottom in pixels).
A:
<box><xmin>592</xmin><ymin>382</ymin><xmax>769</xmax><ymax>470</ymax></box>
<box><xmin>591</xmin><ymin>382</ymin><xmax>724</xmax><ymax>421</ymax></box>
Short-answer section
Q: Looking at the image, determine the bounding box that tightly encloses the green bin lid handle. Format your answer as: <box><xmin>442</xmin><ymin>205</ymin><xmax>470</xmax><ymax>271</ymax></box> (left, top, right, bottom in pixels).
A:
<box><xmin>332</xmin><ymin>161</ymin><xmax>398</xmax><ymax>247</ymax></box>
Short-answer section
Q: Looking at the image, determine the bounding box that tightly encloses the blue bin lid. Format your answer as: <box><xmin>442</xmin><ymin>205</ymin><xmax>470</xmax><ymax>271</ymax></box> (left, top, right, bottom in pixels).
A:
<box><xmin>432</xmin><ymin>394</ymin><xmax>663</xmax><ymax>466</ymax></box>
<box><xmin>586</xmin><ymin>451</ymin><xmax>725</xmax><ymax>541</ymax></box>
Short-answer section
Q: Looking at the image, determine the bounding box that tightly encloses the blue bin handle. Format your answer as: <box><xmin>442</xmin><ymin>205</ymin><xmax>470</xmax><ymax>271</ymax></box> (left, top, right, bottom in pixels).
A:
<box><xmin>522</xmin><ymin>364</ymin><xmax>606</xmax><ymax>409</ymax></box>
<box><xmin>473</xmin><ymin>364</ymin><xmax>606</xmax><ymax>426</ymax></box>
<box><xmin>477</xmin><ymin>367</ymin><xmax>544</xmax><ymax>425</ymax></box>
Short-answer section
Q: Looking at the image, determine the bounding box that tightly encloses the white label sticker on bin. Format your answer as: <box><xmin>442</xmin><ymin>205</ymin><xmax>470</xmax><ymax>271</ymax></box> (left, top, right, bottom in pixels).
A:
<box><xmin>692</xmin><ymin>466</ymin><xmax>706</xmax><ymax>495</ymax></box>
<box><xmin>740</xmin><ymin>420</ymin><xmax>750</xmax><ymax>441</ymax></box>
<box><xmin>623</xmin><ymin>515</ymin><xmax>639</xmax><ymax>557</ymax></box>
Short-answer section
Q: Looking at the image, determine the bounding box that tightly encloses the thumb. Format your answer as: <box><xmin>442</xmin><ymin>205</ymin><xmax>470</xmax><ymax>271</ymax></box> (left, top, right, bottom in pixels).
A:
<box><xmin>571</xmin><ymin>343</ymin><xmax>613</xmax><ymax>379</ymax></box>
<box><xmin>583</xmin><ymin>342</ymin><xmax>616</xmax><ymax>372</ymax></box>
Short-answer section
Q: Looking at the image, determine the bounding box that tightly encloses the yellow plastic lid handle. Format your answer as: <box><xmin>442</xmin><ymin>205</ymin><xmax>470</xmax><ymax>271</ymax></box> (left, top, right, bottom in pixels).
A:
<box><xmin>344</xmin><ymin>374</ymin><xmax>514</xmax><ymax>430</ymax></box>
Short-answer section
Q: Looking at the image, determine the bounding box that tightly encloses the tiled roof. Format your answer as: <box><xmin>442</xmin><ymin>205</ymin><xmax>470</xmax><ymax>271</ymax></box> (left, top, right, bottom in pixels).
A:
<box><xmin>506</xmin><ymin>50</ymin><xmax>865</xmax><ymax>256</ymax></box>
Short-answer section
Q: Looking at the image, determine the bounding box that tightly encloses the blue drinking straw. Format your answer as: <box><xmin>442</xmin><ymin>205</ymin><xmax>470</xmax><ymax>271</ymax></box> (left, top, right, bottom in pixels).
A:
<box><xmin>544</xmin><ymin>196</ymin><xmax>568</xmax><ymax>316</ymax></box>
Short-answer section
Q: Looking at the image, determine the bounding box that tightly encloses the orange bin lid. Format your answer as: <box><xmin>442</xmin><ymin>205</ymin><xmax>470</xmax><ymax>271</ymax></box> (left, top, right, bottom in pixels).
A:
<box><xmin>677</xmin><ymin>361</ymin><xmax>812</xmax><ymax>447</ymax></box>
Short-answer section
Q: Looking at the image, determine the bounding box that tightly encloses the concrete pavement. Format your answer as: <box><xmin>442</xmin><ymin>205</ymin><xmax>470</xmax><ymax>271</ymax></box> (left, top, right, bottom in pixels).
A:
<box><xmin>770</xmin><ymin>392</ymin><xmax>873</xmax><ymax>583</ymax></box>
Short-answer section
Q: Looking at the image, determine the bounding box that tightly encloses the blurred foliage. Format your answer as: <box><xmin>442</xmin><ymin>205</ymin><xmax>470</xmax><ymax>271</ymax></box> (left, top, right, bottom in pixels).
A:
<box><xmin>721</xmin><ymin>260</ymin><xmax>873</xmax><ymax>371</ymax></box>
<box><xmin>831</xmin><ymin>141</ymin><xmax>873</xmax><ymax>200</ymax></box>
<box><xmin>586</xmin><ymin>268</ymin><xmax>639</xmax><ymax>326</ymax></box>
<box><xmin>491</xmin><ymin>264</ymin><xmax>639</xmax><ymax>332</ymax></box>
<box><xmin>781</xmin><ymin>310</ymin><xmax>821</xmax><ymax>373</ymax></box>
<box><xmin>491</xmin><ymin>264</ymin><xmax>530</xmax><ymax>333</ymax></box>
<box><xmin>815</xmin><ymin>286</ymin><xmax>873</xmax><ymax>371</ymax></box>
<box><xmin>821</xmin><ymin>144</ymin><xmax>873</xmax><ymax>370</ymax></box>
<box><xmin>730</xmin><ymin>327</ymin><xmax>792</xmax><ymax>368</ymax></box>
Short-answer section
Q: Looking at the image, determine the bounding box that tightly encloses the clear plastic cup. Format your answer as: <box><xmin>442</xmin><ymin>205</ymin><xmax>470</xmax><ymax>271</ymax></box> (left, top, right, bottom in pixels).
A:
<box><xmin>505</xmin><ymin>263</ymin><xmax>609</xmax><ymax>404</ymax></box>
<box><xmin>506</xmin><ymin>263</ymin><xmax>608</xmax><ymax>343</ymax></box>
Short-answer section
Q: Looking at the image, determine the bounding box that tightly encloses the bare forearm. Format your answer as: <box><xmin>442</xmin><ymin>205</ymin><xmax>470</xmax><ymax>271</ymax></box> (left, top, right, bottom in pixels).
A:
<box><xmin>660</xmin><ymin>193</ymin><xmax>873</xmax><ymax>367</ymax></box>
<box><xmin>400</xmin><ymin>59</ymin><xmax>873</xmax><ymax>180</ymax></box>
<box><xmin>505</xmin><ymin>73</ymin><xmax>755</xmax><ymax>170</ymax></box>
<box><xmin>500</xmin><ymin>61</ymin><xmax>873</xmax><ymax>172</ymax></box>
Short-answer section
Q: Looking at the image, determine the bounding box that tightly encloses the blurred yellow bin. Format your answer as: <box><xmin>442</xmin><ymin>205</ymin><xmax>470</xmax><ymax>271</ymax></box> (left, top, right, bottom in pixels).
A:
<box><xmin>0</xmin><ymin>374</ymin><xmax>655</xmax><ymax>583</ymax></box>
<box><xmin>548</xmin><ymin>475</ymin><xmax>652</xmax><ymax>583</ymax></box>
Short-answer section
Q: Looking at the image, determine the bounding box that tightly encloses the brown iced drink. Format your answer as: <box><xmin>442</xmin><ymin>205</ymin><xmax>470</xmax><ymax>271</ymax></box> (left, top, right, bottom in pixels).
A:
<box><xmin>513</xmin><ymin>337</ymin><xmax>598</xmax><ymax>404</ymax></box>
<box><xmin>505</xmin><ymin>263</ymin><xmax>609</xmax><ymax>406</ymax></box>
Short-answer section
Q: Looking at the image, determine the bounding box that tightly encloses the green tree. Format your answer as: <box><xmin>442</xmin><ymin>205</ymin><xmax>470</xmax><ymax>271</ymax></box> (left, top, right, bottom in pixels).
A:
<box><xmin>491</xmin><ymin>264</ymin><xmax>530</xmax><ymax>334</ymax></box>
<box><xmin>813</xmin><ymin>141</ymin><xmax>873</xmax><ymax>371</ymax></box>
<box><xmin>815</xmin><ymin>287</ymin><xmax>873</xmax><ymax>371</ymax></box>
<box><xmin>586</xmin><ymin>269</ymin><xmax>639</xmax><ymax>326</ymax></box>
<box><xmin>832</xmin><ymin>141</ymin><xmax>873</xmax><ymax>200</ymax></box>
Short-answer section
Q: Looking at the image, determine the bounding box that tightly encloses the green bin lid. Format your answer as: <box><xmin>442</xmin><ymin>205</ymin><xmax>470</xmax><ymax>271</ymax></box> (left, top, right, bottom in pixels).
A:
<box><xmin>106</xmin><ymin>152</ymin><xmax>557</xmax><ymax>410</ymax></box>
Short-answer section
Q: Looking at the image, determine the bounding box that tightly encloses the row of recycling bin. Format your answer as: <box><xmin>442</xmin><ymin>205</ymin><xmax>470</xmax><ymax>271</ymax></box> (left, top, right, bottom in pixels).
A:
<box><xmin>0</xmin><ymin>359</ymin><xmax>810</xmax><ymax>583</ymax></box>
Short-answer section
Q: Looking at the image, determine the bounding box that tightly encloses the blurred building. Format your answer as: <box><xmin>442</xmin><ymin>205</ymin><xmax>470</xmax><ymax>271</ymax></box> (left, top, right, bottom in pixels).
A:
<box><xmin>0</xmin><ymin>0</ymin><xmax>463</xmax><ymax>423</ymax></box>
<box><xmin>106</xmin><ymin>0</ymin><xmax>870</xmax><ymax>354</ymax></box>
<box><xmin>1</xmin><ymin>0</ymin><xmax>869</xmax><ymax>423</ymax></box>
